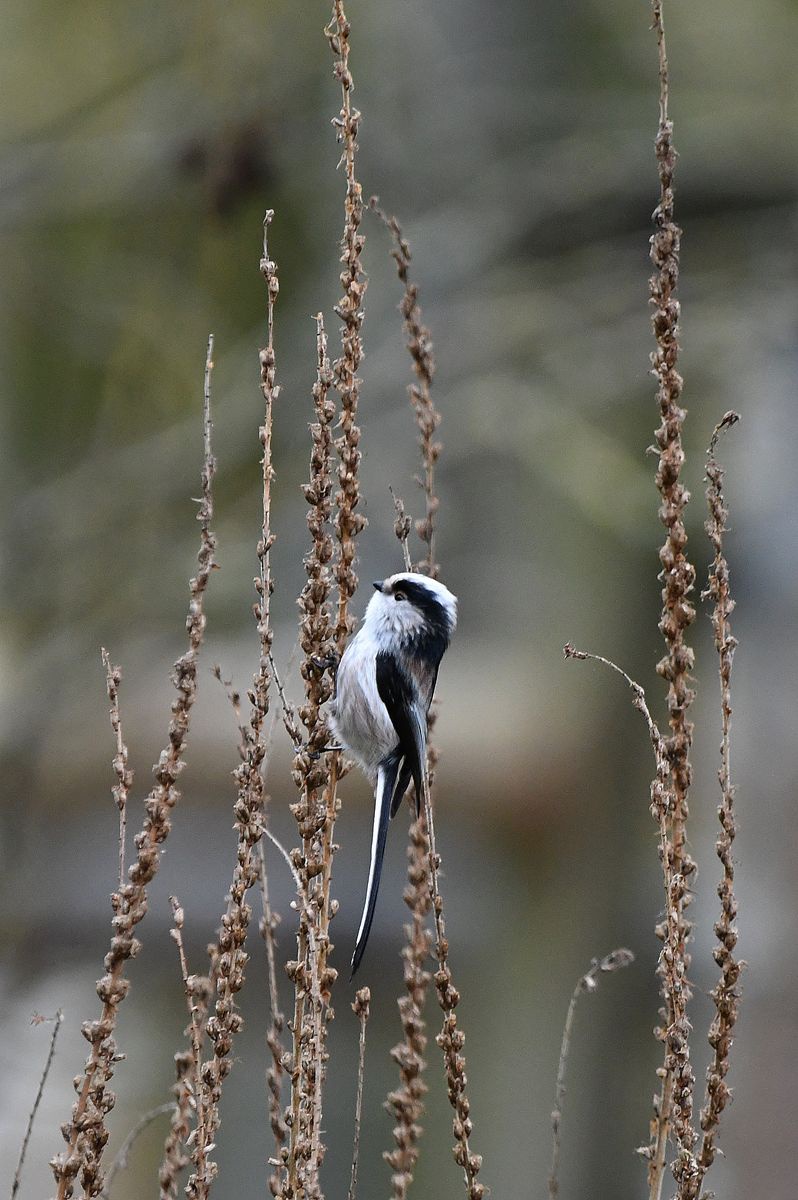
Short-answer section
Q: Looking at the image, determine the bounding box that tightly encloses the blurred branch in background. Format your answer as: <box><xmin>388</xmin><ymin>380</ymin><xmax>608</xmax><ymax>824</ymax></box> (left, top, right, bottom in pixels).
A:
<box><xmin>12</xmin><ymin>1011</ymin><xmax>64</xmax><ymax>1200</ymax></box>
<box><xmin>548</xmin><ymin>950</ymin><xmax>634</xmax><ymax>1200</ymax></box>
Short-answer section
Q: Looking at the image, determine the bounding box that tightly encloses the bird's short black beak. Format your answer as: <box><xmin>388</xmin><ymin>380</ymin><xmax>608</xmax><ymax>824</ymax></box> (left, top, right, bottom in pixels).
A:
<box><xmin>372</xmin><ymin>580</ymin><xmax>383</xmax><ymax>593</ymax></box>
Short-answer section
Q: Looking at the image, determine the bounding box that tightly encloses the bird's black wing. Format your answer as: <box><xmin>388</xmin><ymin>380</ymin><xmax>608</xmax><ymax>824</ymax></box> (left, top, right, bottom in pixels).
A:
<box><xmin>375</xmin><ymin>650</ymin><xmax>427</xmax><ymax>808</ymax></box>
<box><xmin>382</xmin><ymin>653</ymin><xmax>444</xmax><ymax>818</ymax></box>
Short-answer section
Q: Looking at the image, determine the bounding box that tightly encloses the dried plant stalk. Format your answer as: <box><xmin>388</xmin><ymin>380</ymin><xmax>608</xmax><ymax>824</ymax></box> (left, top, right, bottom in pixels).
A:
<box><xmin>101</xmin><ymin>652</ymin><xmax>133</xmax><ymax>893</ymax></box>
<box><xmin>326</xmin><ymin>0</ymin><xmax>368</xmax><ymax>651</ymax></box>
<box><xmin>420</xmin><ymin>775</ymin><xmax>486</xmax><ymax>1200</ymax></box>
<box><xmin>215</xmin><ymin>653</ymin><xmax>294</xmax><ymax>1191</ymax></box>
<box><xmin>348</xmin><ymin>988</ymin><xmax>371</xmax><ymax>1200</ymax></box>
<box><xmin>257</xmin><ymin>836</ymin><xmax>288</xmax><ymax>1196</ymax></box>
<box><xmin>696</xmin><ymin>412</ymin><xmax>742</xmax><ymax>1183</ymax></box>
<box><xmin>390</xmin><ymin>490</ymin><xmax>413</xmax><ymax>571</ymax></box>
<box><xmin>377</xmin><ymin>202</ymin><xmax>444</xmax><ymax>1198</ymax></box>
<box><xmin>383</xmin><ymin>500</ymin><xmax>434</xmax><ymax>1199</ymax></box>
<box><xmin>186</xmin><ymin>223</ymin><xmax>280</xmax><ymax>1200</ymax></box>
<box><xmin>281</xmin><ymin>313</ymin><xmax>339</xmax><ymax>1198</ymax></box>
<box><xmin>274</xmin><ymin>10</ymin><xmax>369</xmax><ymax>1194</ymax></box>
<box><xmin>158</xmin><ymin>1050</ymin><xmax>193</xmax><ymax>1200</ymax></box>
<box><xmin>264</xmin><ymin>832</ymin><xmax>324</xmax><ymax>1200</ymax></box>
<box><xmin>370</xmin><ymin>199</ymin><xmax>440</xmax><ymax>578</ymax></box>
<box><xmin>163</xmin><ymin>897</ymin><xmax>213</xmax><ymax>1195</ymax></box>
<box><xmin>646</xmin><ymin>4</ymin><xmax>698</xmax><ymax>1194</ymax></box>
<box><xmin>562</xmin><ymin>643</ymin><xmax>699</xmax><ymax>1194</ymax></box>
<box><xmin>13</xmin><ymin>1011</ymin><xmax>64</xmax><ymax>1200</ymax></box>
<box><xmin>51</xmin><ymin>337</ymin><xmax>218</xmax><ymax>1200</ymax></box>
<box><xmin>159</xmin><ymin>918</ymin><xmax>219</xmax><ymax>1197</ymax></box>
<box><xmin>384</xmin><ymin>818</ymin><xmax>433</xmax><ymax>1200</ymax></box>
<box><xmin>547</xmin><ymin>951</ymin><xmax>634</xmax><ymax>1200</ymax></box>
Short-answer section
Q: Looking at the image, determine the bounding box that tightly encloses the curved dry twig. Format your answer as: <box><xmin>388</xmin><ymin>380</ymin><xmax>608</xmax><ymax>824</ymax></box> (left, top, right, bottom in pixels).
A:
<box><xmin>547</xmin><ymin>951</ymin><xmax>634</xmax><ymax>1200</ymax></box>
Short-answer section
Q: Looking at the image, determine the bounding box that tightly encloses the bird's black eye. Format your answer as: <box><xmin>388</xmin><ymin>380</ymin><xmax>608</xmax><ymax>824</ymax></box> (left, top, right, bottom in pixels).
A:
<box><xmin>394</xmin><ymin>590</ymin><xmax>407</xmax><ymax>602</ymax></box>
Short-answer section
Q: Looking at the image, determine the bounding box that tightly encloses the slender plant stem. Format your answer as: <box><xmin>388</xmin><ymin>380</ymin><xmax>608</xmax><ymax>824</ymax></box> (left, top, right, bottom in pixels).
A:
<box><xmin>547</xmin><ymin>951</ymin><xmax>634</xmax><ymax>1200</ymax></box>
<box><xmin>13</xmin><ymin>1011</ymin><xmax>64</xmax><ymax>1199</ymax></box>
<box><xmin>348</xmin><ymin>989</ymin><xmax>371</xmax><ymax>1200</ymax></box>
<box><xmin>99</xmin><ymin>1104</ymin><xmax>174</xmax><ymax>1199</ymax></box>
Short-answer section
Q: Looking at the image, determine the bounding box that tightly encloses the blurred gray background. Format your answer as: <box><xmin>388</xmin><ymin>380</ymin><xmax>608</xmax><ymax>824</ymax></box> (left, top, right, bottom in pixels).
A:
<box><xmin>2</xmin><ymin>0</ymin><xmax>797</xmax><ymax>1197</ymax></box>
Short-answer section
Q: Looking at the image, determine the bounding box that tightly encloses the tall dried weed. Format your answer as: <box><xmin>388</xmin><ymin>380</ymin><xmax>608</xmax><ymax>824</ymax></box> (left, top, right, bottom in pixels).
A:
<box><xmin>9</xmin><ymin>4</ymin><xmax>745</xmax><ymax>1200</ymax></box>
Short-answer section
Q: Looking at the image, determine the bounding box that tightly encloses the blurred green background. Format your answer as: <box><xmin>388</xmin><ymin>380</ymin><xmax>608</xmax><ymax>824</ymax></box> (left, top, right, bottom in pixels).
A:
<box><xmin>2</xmin><ymin>1</ymin><xmax>797</xmax><ymax>1197</ymax></box>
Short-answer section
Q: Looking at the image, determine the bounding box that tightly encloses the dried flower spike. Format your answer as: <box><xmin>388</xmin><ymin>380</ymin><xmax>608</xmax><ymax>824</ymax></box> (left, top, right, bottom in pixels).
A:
<box><xmin>51</xmin><ymin>336</ymin><xmax>217</xmax><ymax>1200</ymax></box>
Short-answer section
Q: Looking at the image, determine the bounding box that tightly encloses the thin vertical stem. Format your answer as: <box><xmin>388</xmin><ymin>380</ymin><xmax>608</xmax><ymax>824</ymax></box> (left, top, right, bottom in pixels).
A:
<box><xmin>101</xmin><ymin>652</ymin><xmax>132</xmax><ymax>894</ymax></box>
<box><xmin>14</xmin><ymin>1012</ymin><xmax>64</xmax><ymax>1199</ymax></box>
<box><xmin>186</xmin><ymin>227</ymin><xmax>279</xmax><ymax>1200</ymax></box>
<box><xmin>547</xmin><ymin>952</ymin><xmax>634</xmax><ymax>1200</ymax></box>
<box><xmin>421</xmin><ymin>774</ymin><xmax>485</xmax><ymax>1200</ymax></box>
<box><xmin>697</xmin><ymin>412</ymin><xmax>742</xmax><ymax>1184</ymax></box>
<box><xmin>647</xmin><ymin>4</ymin><xmax>698</xmax><ymax>1194</ymax></box>
<box><xmin>348</xmin><ymin>989</ymin><xmax>371</xmax><ymax>1200</ymax></box>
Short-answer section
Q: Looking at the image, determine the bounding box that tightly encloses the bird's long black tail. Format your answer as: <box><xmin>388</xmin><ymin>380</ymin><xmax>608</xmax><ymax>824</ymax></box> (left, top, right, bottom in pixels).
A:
<box><xmin>351</xmin><ymin>751</ymin><xmax>402</xmax><ymax>977</ymax></box>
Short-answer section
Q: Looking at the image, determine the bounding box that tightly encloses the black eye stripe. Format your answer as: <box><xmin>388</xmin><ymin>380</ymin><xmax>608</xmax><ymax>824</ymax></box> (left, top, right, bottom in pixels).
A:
<box><xmin>389</xmin><ymin>579</ymin><xmax>452</xmax><ymax>637</ymax></box>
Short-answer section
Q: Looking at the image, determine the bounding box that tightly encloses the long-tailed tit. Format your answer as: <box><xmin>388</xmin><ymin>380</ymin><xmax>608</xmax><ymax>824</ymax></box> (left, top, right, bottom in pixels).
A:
<box><xmin>329</xmin><ymin>572</ymin><xmax>457</xmax><ymax>977</ymax></box>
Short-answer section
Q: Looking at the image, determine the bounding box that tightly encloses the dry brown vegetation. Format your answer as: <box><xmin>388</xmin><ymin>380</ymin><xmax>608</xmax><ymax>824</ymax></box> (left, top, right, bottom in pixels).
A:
<box><xmin>10</xmin><ymin>4</ymin><xmax>742</xmax><ymax>1199</ymax></box>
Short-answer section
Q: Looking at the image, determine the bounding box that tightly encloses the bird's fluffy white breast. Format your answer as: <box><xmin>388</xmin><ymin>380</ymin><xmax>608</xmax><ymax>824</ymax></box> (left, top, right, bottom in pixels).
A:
<box><xmin>328</xmin><ymin>625</ymin><xmax>397</xmax><ymax>779</ymax></box>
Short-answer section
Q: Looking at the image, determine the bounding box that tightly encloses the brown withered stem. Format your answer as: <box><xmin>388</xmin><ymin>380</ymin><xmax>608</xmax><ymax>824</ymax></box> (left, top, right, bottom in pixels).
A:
<box><xmin>101</xmin><ymin>652</ymin><xmax>133</xmax><ymax>893</ymax></box>
<box><xmin>160</xmin><ymin>902</ymin><xmax>218</xmax><ymax>1197</ymax></box>
<box><xmin>51</xmin><ymin>336</ymin><xmax>217</xmax><ymax>1200</ymax></box>
<box><xmin>282</xmin><ymin>313</ymin><xmax>338</xmax><ymax>1199</ymax></box>
<box><xmin>389</xmin><ymin>488</ymin><xmax>413</xmax><ymax>572</ymax></box>
<box><xmin>384</xmin><ymin>817</ymin><xmax>434</xmax><ymax>1200</ymax></box>
<box><xmin>647</xmin><ymin>4</ymin><xmax>698</xmax><ymax>1194</ymax></box>
<box><xmin>348</xmin><ymin>988</ymin><xmax>371</xmax><ymax>1200</ymax></box>
<box><xmin>262</xmin><ymin>825</ymin><xmax>324</xmax><ymax>1200</ymax></box>
<box><xmin>326</xmin><ymin>0</ymin><xmax>368</xmax><ymax>652</ymax></box>
<box><xmin>370</xmin><ymin>199</ymin><xmax>440</xmax><ymax>579</ymax></box>
<box><xmin>167</xmin><ymin>897</ymin><xmax>209</xmax><ymax>1194</ymax></box>
<box><xmin>379</xmin><ymin>200</ymin><xmax>444</xmax><ymax>1196</ymax></box>
<box><xmin>257</xmin><ymin>837</ymin><xmax>288</xmax><ymax>1196</ymax></box>
<box><xmin>160</xmin><ymin>934</ymin><xmax>217</xmax><ymax>1200</ymax></box>
<box><xmin>562</xmin><ymin>643</ymin><xmax>699</xmax><ymax>1195</ymax></box>
<box><xmin>696</xmin><ymin>412</ymin><xmax>742</xmax><ymax>1186</ymax></box>
<box><xmin>547</xmin><ymin>950</ymin><xmax>634</xmax><ymax>1200</ymax></box>
<box><xmin>100</xmin><ymin>1104</ymin><xmax>174</xmax><ymax>1200</ymax></box>
<box><xmin>186</xmin><ymin>221</ymin><xmax>279</xmax><ymax>1200</ymax></box>
<box><xmin>420</xmin><ymin>772</ymin><xmax>486</xmax><ymax>1200</ymax></box>
<box><xmin>381</xmin><ymin>498</ymin><xmax>435</xmax><ymax>1200</ymax></box>
<box><xmin>276</xmin><ymin>9</ymin><xmax>369</xmax><ymax>1189</ymax></box>
<box><xmin>213</xmin><ymin>661</ymin><xmax>288</xmax><ymax>1167</ymax></box>
<box><xmin>378</xmin><ymin>201</ymin><xmax>447</xmax><ymax>1197</ymax></box>
<box><xmin>158</xmin><ymin>1051</ymin><xmax>193</xmax><ymax>1200</ymax></box>
<box><xmin>13</xmin><ymin>1010</ymin><xmax>64</xmax><ymax>1199</ymax></box>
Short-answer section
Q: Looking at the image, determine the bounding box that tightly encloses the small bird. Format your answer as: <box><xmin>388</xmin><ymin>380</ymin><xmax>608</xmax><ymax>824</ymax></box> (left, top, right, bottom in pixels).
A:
<box><xmin>329</xmin><ymin>572</ymin><xmax>457</xmax><ymax>976</ymax></box>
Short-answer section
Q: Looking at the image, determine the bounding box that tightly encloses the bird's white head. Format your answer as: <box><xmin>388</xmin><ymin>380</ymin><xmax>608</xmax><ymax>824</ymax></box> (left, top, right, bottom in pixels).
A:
<box><xmin>364</xmin><ymin>572</ymin><xmax>457</xmax><ymax>646</ymax></box>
